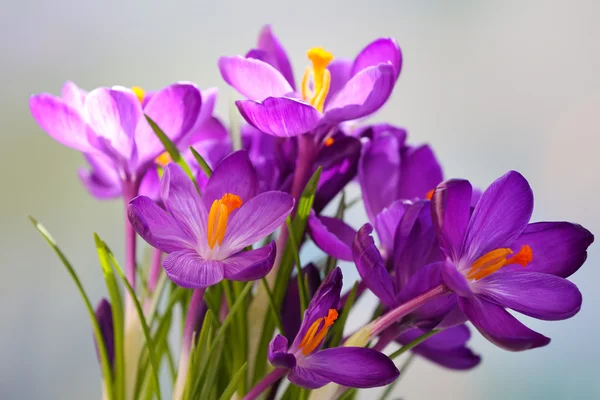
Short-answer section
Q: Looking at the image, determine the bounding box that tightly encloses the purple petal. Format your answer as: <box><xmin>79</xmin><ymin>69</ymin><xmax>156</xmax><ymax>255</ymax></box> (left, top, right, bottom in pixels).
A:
<box><xmin>308</xmin><ymin>213</ymin><xmax>355</xmax><ymax>261</ymax></box>
<box><xmin>218</xmin><ymin>56</ymin><xmax>293</xmax><ymax>100</ymax></box>
<box><xmin>161</xmin><ymin>164</ymin><xmax>208</xmax><ymax>250</ymax></box>
<box><xmin>202</xmin><ymin>150</ymin><xmax>259</xmax><ymax>211</ymax></box>
<box><xmin>193</xmin><ymin>87</ymin><xmax>218</xmax><ymax>130</ymax></box>
<box><xmin>128</xmin><ymin>196</ymin><xmax>194</xmax><ymax>253</ymax></box>
<box><xmin>221</xmin><ymin>191</ymin><xmax>294</xmax><ymax>253</ymax></box>
<box><xmin>29</xmin><ymin>94</ymin><xmax>96</xmax><ymax>153</ymax></box>
<box><xmin>507</xmin><ymin>222</ymin><xmax>594</xmax><ymax>278</ymax></box>
<box><xmin>282</xmin><ymin>264</ymin><xmax>321</xmax><ymax>339</ymax></box>
<box><xmin>257</xmin><ymin>25</ymin><xmax>296</xmax><ymax>89</ymax></box>
<box><xmin>323</xmin><ymin>64</ymin><xmax>396</xmax><ymax>123</ymax></box>
<box><xmin>476</xmin><ymin>271</ymin><xmax>582</xmax><ymax>320</ymax></box>
<box><xmin>411</xmin><ymin>343</ymin><xmax>481</xmax><ymax>370</ymax></box>
<box><xmin>373</xmin><ymin>200</ymin><xmax>409</xmax><ymax>255</ymax></box>
<box><xmin>268</xmin><ymin>334</ymin><xmax>296</xmax><ymax>369</ymax></box>
<box><xmin>300</xmin><ymin>347</ymin><xmax>399</xmax><ymax>388</ymax></box>
<box><xmin>221</xmin><ymin>242</ymin><xmax>276</xmax><ymax>281</ymax></box>
<box><xmin>324</xmin><ymin>58</ymin><xmax>353</xmax><ymax>106</ymax></box>
<box><xmin>236</xmin><ymin>97</ymin><xmax>322</xmax><ymax>137</ymax></box>
<box><xmin>94</xmin><ymin>298</ymin><xmax>114</xmax><ymax>367</ymax></box>
<box><xmin>352</xmin><ymin>224</ymin><xmax>397</xmax><ymax>308</ymax></box>
<box><xmin>397</xmin><ymin>145</ymin><xmax>443</xmax><ymax>200</ymax></box>
<box><xmin>61</xmin><ymin>81</ymin><xmax>87</xmax><ymax>111</ymax></box>
<box><xmin>358</xmin><ymin>134</ymin><xmax>402</xmax><ymax>222</ymax></box>
<box><xmin>138</xmin><ymin>167</ymin><xmax>161</xmax><ymax>201</ymax></box>
<box><xmin>163</xmin><ymin>249</ymin><xmax>224</xmax><ymax>288</ymax></box>
<box><xmin>463</xmin><ymin>171</ymin><xmax>533</xmax><ymax>263</ymax></box>
<box><xmin>78</xmin><ymin>153</ymin><xmax>122</xmax><ymax>200</ymax></box>
<box><xmin>459</xmin><ymin>297</ymin><xmax>550</xmax><ymax>351</ymax></box>
<box><xmin>351</xmin><ymin>38</ymin><xmax>402</xmax><ymax>80</ymax></box>
<box><xmin>431</xmin><ymin>179</ymin><xmax>473</xmax><ymax>262</ymax></box>
<box><xmin>84</xmin><ymin>87</ymin><xmax>142</xmax><ymax>160</ymax></box>
<box><xmin>288</xmin><ymin>366</ymin><xmax>331</xmax><ymax>389</ymax></box>
<box><xmin>441</xmin><ymin>261</ymin><xmax>473</xmax><ymax>298</ymax></box>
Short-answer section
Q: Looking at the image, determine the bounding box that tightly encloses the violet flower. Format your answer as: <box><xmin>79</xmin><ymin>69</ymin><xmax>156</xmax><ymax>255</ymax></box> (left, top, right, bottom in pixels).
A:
<box><xmin>425</xmin><ymin>171</ymin><xmax>594</xmax><ymax>350</ymax></box>
<box><xmin>127</xmin><ymin>151</ymin><xmax>294</xmax><ymax>288</ymax></box>
<box><xmin>353</xmin><ymin>201</ymin><xmax>480</xmax><ymax>370</ymax></box>
<box><xmin>30</xmin><ymin>81</ymin><xmax>202</xmax><ymax>197</ymax></box>
<box><xmin>94</xmin><ymin>298</ymin><xmax>115</xmax><ymax>368</ymax></box>
<box><xmin>268</xmin><ymin>267</ymin><xmax>399</xmax><ymax>389</ymax></box>
<box><xmin>219</xmin><ymin>25</ymin><xmax>402</xmax><ymax>137</ymax></box>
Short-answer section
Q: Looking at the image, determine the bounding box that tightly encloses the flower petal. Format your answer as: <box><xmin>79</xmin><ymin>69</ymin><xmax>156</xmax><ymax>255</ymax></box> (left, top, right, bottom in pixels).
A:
<box><xmin>221</xmin><ymin>191</ymin><xmax>294</xmax><ymax>253</ymax></box>
<box><xmin>397</xmin><ymin>145</ymin><xmax>443</xmax><ymax>200</ymax></box>
<box><xmin>218</xmin><ymin>56</ymin><xmax>293</xmax><ymax>100</ymax></box>
<box><xmin>94</xmin><ymin>298</ymin><xmax>114</xmax><ymax>367</ymax></box>
<box><xmin>268</xmin><ymin>334</ymin><xmax>296</xmax><ymax>369</ymax></box>
<box><xmin>161</xmin><ymin>163</ymin><xmax>208</xmax><ymax>250</ymax></box>
<box><xmin>308</xmin><ymin>213</ymin><xmax>355</xmax><ymax>261</ymax></box>
<box><xmin>221</xmin><ymin>242</ymin><xmax>276</xmax><ymax>281</ymax></box>
<box><xmin>373</xmin><ymin>200</ymin><xmax>409</xmax><ymax>255</ymax></box>
<box><xmin>459</xmin><ymin>297</ymin><xmax>550</xmax><ymax>351</ymax></box>
<box><xmin>507</xmin><ymin>222</ymin><xmax>594</xmax><ymax>278</ymax></box>
<box><xmin>358</xmin><ymin>133</ymin><xmax>402</xmax><ymax>222</ymax></box>
<box><xmin>61</xmin><ymin>81</ymin><xmax>87</xmax><ymax>111</ymax></box>
<box><xmin>78</xmin><ymin>153</ymin><xmax>122</xmax><ymax>199</ymax></box>
<box><xmin>135</xmin><ymin>83</ymin><xmax>202</xmax><ymax>164</ymax></box>
<box><xmin>257</xmin><ymin>25</ymin><xmax>296</xmax><ymax>89</ymax></box>
<box><xmin>163</xmin><ymin>249</ymin><xmax>224</xmax><ymax>288</ymax></box>
<box><xmin>352</xmin><ymin>224</ymin><xmax>397</xmax><ymax>308</ymax></box>
<box><xmin>288</xmin><ymin>366</ymin><xmax>331</xmax><ymax>389</ymax></box>
<box><xmin>411</xmin><ymin>343</ymin><xmax>481</xmax><ymax>370</ymax></box>
<box><xmin>441</xmin><ymin>261</ymin><xmax>473</xmax><ymax>298</ymax></box>
<box><xmin>236</xmin><ymin>97</ymin><xmax>322</xmax><ymax>137</ymax></box>
<box><xmin>128</xmin><ymin>196</ymin><xmax>194</xmax><ymax>253</ymax></box>
<box><xmin>282</xmin><ymin>264</ymin><xmax>322</xmax><ymax>339</ymax></box>
<box><xmin>431</xmin><ymin>179</ymin><xmax>473</xmax><ymax>262</ymax></box>
<box><xmin>463</xmin><ymin>171</ymin><xmax>533</xmax><ymax>263</ymax></box>
<box><xmin>29</xmin><ymin>94</ymin><xmax>96</xmax><ymax>152</ymax></box>
<box><xmin>476</xmin><ymin>271</ymin><xmax>582</xmax><ymax>320</ymax></box>
<box><xmin>351</xmin><ymin>37</ymin><xmax>402</xmax><ymax>80</ymax></box>
<box><xmin>325</xmin><ymin>58</ymin><xmax>353</xmax><ymax>106</ymax></box>
<box><xmin>300</xmin><ymin>347</ymin><xmax>399</xmax><ymax>388</ymax></box>
<box><xmin>202</xmin><ymin>150</ymin><xmax>259</xmax><ymax>211</ymax></box>
<box><xmin>323</xmin><ymin>64</ymin><xmax>396</xmax><ymax>123</ymax></box>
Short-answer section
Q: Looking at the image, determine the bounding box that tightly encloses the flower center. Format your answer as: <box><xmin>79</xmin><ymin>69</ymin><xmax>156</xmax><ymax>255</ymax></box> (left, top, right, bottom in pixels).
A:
<box><xmin>324</xmin><ymin>137</ymin><xmax>335</xmax><ymax>147</ymax></box>
<box><xmin>207</xmin><ymin>193</ymin><xmax>243</xmax><ymax>249</ymax></box>
<box><xmin>466</xmin><ymin>245</ymin><xmax>533</xmax><ymax>280</ymax></box>
<box><xmin>131</xmin><ymin>86</ymin><xmax>145</xmax><ymax>104</ymax></box>
<box><xmin>301</xmin><ymin>47</ymin><xmax>334</xmax><ymax>112</ymax></box>
<box><xmin>298</xmin><ymin>308</ymin><xmax>338</xmax><ymax>356</ymax></box>
<box><xmin>155</xmin><ymin>152</ymin><xmax>172</xmax><ymax>167</ymax></box>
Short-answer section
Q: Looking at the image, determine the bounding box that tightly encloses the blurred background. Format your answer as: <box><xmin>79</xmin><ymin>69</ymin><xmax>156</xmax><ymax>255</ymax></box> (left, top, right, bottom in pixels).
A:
<box><xmin>1</xmin><ymin>0</ymin><xmax>599</xmax><ymax>399</ymax></box>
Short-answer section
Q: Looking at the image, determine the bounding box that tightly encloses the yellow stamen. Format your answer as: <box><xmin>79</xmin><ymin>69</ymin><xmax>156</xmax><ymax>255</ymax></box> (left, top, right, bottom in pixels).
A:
<box><xmin>298</xmin><ymin>309</ymin><xmax>338</xmax><ymax>356</ymax></box>
<box><xmin>324</xmin><ymin>137</ymin><xmax>335</xmax><ymax>147</ymax></box>
<box><xmin>206</xmin><ymin>193</ymin><xmax>243</xmax><ymax>249</ymax></box>
<box><xmin>425</xmin><ymin>189</ymin><xmax>435</xmax><ymax>200</ymax></box>
<box><xmin>301</xmin><ymin>47</ymin><xmax>334</xmax><ymax>112</ymax></box>
<box><xmin>467</xmin><ymin>245</ymin><xmax>533</xmax><ymax>280</ymax></box>
<box><xmin>155</xmin><ymin>152</ymin><xmax>172</xmax><ymax>167</ymax></box>
<box><xmin>131</xmin><ymin>86</ymin><xmax>145</xmax><ymax>104</ymax></box>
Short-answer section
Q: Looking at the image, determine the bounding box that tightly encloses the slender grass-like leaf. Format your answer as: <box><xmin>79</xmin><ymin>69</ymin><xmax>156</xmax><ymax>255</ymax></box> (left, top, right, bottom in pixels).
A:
<box><xmin>328</xmin><ymin>282</ymin><xmax>358</xmax><ymax>348</ymax></box>
<box><xmin>29</xmin><ymin>217</ymin><xmax>114</xmax><ymax>399</ymax></box>
<box><xmin>189</xmin><ymin>146</ymin><xmax>213</xmax><ymax>178</ymax></box>
<box><xmin>261</xmin><ymin>278</ymin><xmax>285</xmax><ymax>335</ymax></box>
<box><xmin>286</xmin><ymin>217</ymin><xmax>308</xmax><ymax>314</ymax></box>
<box><xmin>217</xmin><ymin>363</ymin><xmax>248</xmax><ymax>400</ymax></box>
<box><xmin>198</xmin><ymin>335</ymin><xmax>225</xmax><ymax>400</ymax></box>
<box><xmin>389</xmin><ymin>330</ymin><xmax>439</xmax><ymax>360</ymax></box>
<box><xmin>185</xmin><ymin>311</ymin><xmax>214</xmax><ymax>400</ymax></box>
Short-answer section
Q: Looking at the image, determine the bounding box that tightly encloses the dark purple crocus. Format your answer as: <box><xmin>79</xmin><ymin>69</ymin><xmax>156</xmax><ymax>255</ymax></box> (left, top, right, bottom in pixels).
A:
<box><xmin>127</xmin><ymin>151</ymin><xmax>294</xmax><ymax>288</ymax></box>
<box><xmin>428</xmin><ymin>171</ymin><xmax>594</xmax><ymax>351</ymax></box>
<box><xmin>219</xmin><ymin>25</ymin><xmax>402</xmax><ymax>137</ymax></box>
<box><xmin>30</xmin><ymin>81</ymin><xmax>202</xmax><ymax>195</ymax></box>
<box><xmin>94</xmin><ymin>298</ymin><xmax>114</xmax><ymax>368</ymax></box>
<box><xmin>353</xmin><ymin>201</ymin><xmax>480</xmax><ymax>370</ymax></box>
<box><xmin>268</xmin><ymin>267</ymin><xmax>399</xmax><ymax>389</ymax></box>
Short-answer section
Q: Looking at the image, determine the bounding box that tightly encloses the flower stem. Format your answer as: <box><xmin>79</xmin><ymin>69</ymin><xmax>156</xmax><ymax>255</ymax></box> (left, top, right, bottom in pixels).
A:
<box><xmin>122</xmin><ymin>179</ymin><xmax>140</xmax><ymax>315</ymax></box>
<box><xmin>173</xmin><ymin>288</ymin><xmax>207</xmax><ymax>400</ymax></box>
<box><xmin>147</xmin><ymin>248</ymin><xmax>163</xmax><ymax>293</ymax></box>
<box><xmin>242</xmin><ymin>368</ymin><xmax>288</xmax><ymax>400</ymax></box>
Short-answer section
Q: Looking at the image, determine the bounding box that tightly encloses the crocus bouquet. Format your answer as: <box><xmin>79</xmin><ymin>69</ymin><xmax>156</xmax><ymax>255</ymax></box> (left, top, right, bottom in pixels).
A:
<box><xmin>29</xmin><ymin>25</ymin><xmax>594</xmax><ymax>400</ymax></box>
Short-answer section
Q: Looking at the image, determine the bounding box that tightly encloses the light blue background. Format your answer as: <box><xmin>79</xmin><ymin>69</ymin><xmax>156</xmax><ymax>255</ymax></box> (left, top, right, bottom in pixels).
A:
<box><xmin>1</xmin><ymin>1</ymin><xmax>598</xmax><ymax>399</ymax></box>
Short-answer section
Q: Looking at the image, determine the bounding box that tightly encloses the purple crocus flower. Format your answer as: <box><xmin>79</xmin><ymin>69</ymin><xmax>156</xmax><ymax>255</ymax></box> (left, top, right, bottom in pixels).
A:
<box><xmin>268</xmin><ymin>267</ymin><xmax>399</xmax><ymax>389</ymax></box>
<box><xmin>94</xmin><ymin>298</ymin><xmax>114</xmax><ymax>368</ymax></box>
<box><xmin>127</xmin><ymin>151</ymin><xmax>294</xmax><ymax>288</ymax></box>
<box><xmin>427</xmin><ymin>171</ymin><xmax>594</xmax><ymax>351</ymax></box>
<box><xmin>353</xmin><ymin>201</ymin><xmax>480</xmax><ymax>370</ymax></box>
<box><xmin>219</xmin><ymin>25</ymin><xmax>402</xmax><ymax>137</ymax></box>
<box><xmin>30</xmin><ymin>81</ymin><xmax>202</xmax><ymax>197</ymax></box>
<box><xmin>281</xmin><ymin>264</ymin><xmax>322</xmax><ymax>339</ymax></box>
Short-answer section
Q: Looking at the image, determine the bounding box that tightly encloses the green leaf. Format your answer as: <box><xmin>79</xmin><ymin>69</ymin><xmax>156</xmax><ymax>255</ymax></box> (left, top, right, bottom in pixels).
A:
<box><xmin>338</xmin><ymin>388</ymin><xmax>357</xmax><ymax>400</ymax></box>
<box><xmin>328</xmin><ymin>281</ymin><xmax>358</xmax><ymax>348</ymax></box>
<box><xmin>325</xmin><ymin>191</ymin><xmax>346</xmax><ymax>275</ymax></box>
<box><xmin>286</xmin><ymin>217</ymin><xmax>308</xmax><ymax>314</ymax></box>
<box><xmin>261</xmin><ymin>278</ymin><xmax>285</xmax><ymax>335</ymax></box>
<box><xmin>185</xmin><ymin>310</ymin><xmax>215</xmax><ymax>400</ymax></box>
<box><xmin>198</xmin><ymin>335</ymin><xmax>225</xmax><ymax>400</ymax></box>
<box><xmin>29</xmin><ymin>217</ymin><xmax>114</xmax><ymax>399</ymax></box>
<box><xmin>145</xmin><ymin>114</ymin><xmax>196</xmax><ymax>185</ymax></box>
<box><xmin>102</xmin><ymin>239</ymin><xmax>162</xmax><ymax>400</ymax></box>
<box><xmin>389</xmin><ymin>330</ymin><xmax>440</xmax><ymax>360</ymax></box>
<box><xmin>94</xmin><ymin>233</ymin><xmax>125</xmax><ymax>400</ymax></box>
<box><xmin>218</xmin><ymin>363</ymin><xmax>248</xmax><ymax>400</ymax></box>
<box><xmin>189</xmin><ymin>146</ymin><xmax>213</xmax><ymax>179</ymax></box>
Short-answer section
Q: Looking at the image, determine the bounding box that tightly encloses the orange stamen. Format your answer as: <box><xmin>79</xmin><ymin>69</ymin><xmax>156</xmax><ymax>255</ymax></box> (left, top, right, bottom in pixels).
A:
<box><xmin>155</xmin><ymin>152</ymin><xmax>172</xmax><ymax>167</ymax></box>
<box><xmin>467</xmin><ymin>245</ymin><xmax>533</xmax><ymax>280</ymax></box>
<box><xmin>324</xmin><ymin>137</ymin><xmax>335</xmax><ymax>147</ymax></box>
<box><xmin>300</xmin><ymin>47</ymin><xmax>334</xmax><ymax>112</ymax></box>
<box><xmin>206</xmin><ymin>193</ymin><xmax>243</xmax><ymax>249</ymax></box>
<box><xmin>425</xmin><ymin>189</ymin><xmax>435</xmax><ymax>200</ymax></box>
<box><xmin>298</xmin><ymin>309</ymin><xmax>338</xmax><ymax>356</ymax></box>
<box><xmin>131</xmin><ymin>86</ymin><xmax>145</xmax><ymax>104</ymax></box>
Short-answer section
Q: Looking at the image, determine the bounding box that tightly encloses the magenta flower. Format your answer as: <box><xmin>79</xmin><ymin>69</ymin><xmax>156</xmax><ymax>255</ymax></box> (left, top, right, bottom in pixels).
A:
<box><xmin>219</xmin><ymin>25</ymin><xmax>402</xmax><ymax>137</ymax></box>
<box><xmin>268</xmin><ymin>268</ymin><xmax>399</xmax><ymax>389</ymax></box>
<box><xmin>30</xmin><ymin>81</ymin><xmax>202</xmax><ymax>196</ymax></box>
<box><xmin>127</xmin><ymin>151</ymin><xmax>294</xmax><ymax>288</ymax></box>
<box><xmin>429</xmin><ymin>171</ymin><xmax>594</xmax><ymax>351</ymax></box>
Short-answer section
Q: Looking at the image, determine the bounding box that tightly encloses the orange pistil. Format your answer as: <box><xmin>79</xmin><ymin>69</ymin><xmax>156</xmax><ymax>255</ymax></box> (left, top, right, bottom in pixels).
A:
<box><xmin>207</xmin><ymin>193</ymin><xmax>243</xmax><ymax>249</ymax></box>
<box><xmin>324</xmin><ymin>137</ymin><xmax>335</xmax><ymax>147</ymax></box>
<box><xmin>301</xmin><ymin>47</ymin><xmax>334</xmax><ymax>112</ymax></box>
<box><xmin>131</xmin><ymin>86</ymin><xmax>145</xmax><ymax>104</ymax></box>
<box><xmin>298</xmin><ymin>309</ymin><xmax>338</xmax><ymax>356</ymax></box>
<box><xmin>155</xmin><ymin>152</ymin><xmax>172</xmax><ymax>167</ymax></box>
<box><xmin>425</xmin><ymin>189</ymin><xmax>435</xmax><ymax>200</ymax></box>
<box><xmin>467</xmin><ymin>245</ymin><xmax>533</xmax><ymax>281</ymax></box>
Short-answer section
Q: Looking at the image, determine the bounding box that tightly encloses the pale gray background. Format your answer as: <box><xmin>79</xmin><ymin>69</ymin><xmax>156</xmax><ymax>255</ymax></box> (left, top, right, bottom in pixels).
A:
<box><xmin>1</xmin><ymin>0</ymin><xmax>599</xmax><ymax>399</ymax></box>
